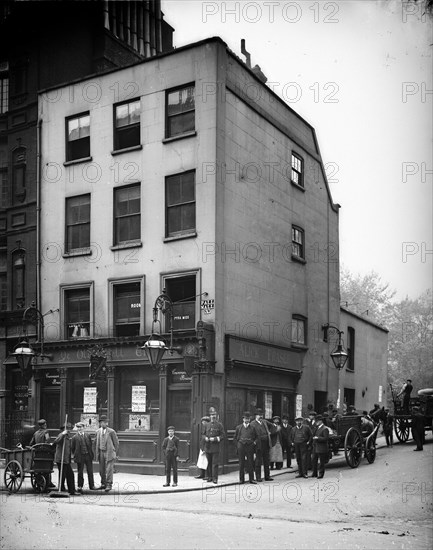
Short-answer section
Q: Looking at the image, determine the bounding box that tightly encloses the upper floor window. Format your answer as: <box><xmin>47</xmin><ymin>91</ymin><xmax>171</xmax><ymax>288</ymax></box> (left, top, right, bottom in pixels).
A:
<box><xmin>62</xmin><ymin>284</ymin><xmax>93</xmax><ymax>339</ymax></box>
<box><xmin>165</xmin><ymin>170</ymin><xmax>195</xmax><ymax>238</ymax></box>
<box><xmin>114</xmin><ymin>99</ymin><xmax>141</xmax><ymax>150</ymax></box>
<box><xmin>111</xmin><ymin>280</ymin><xmax>143</xmax><ymax>337</ymax></box>
<box><xmin>12</xmin><ymin>147</ymin><xmax>26</xmax><ymax>204</ymax></box>
<box><xmin>346</xmin><ymin>326</ymin><xmax>355</xmax><ymax>371</ymax></box>
<box><xmin>0</xmin><ymin>251</ymin><xmax>7</xmax><ymax>311</ymax></box>
<box><xmin>66</xmin><ymin>113</ymin><xmax>90</xmax><ymax>161</ymax></box>
<box><xmin>12</xmin><ymin>249</ymin><xmax>25</xmax><ymax>309</ymax></box>
<box><xmin>166</xmin><ymin>84</ymin><xmax>195</xmax><ymax>138</ymax></box>
<box><xmin>0</xmin><ymin>61</ymin><xmax>8</xmax><ymax>114</ymax></box>
<box><xmin>292</xmin><ymin>226</ymin><xmax>305</xmax><ymax>260</ymax></box>
<box><xmin>291</xmin><ymin>152</ymin><xmax>304</xmax><ymax>188</ymax></box>
<box><xmin>114</xmin><ymin>184</ymin><xmax>141</xmax><ymax>245</ymax></box>
<box><xmin>163</xmin><ymin>273</ymin><xmax>197</xmax><ymax>331</ymax></box>
<box><xmin>65</xmin><ymin>194</ymin><xmax>90</xmax><ymax>253</ymax></box>
<box><xmin>291</xmin><ymin>315</ymin><xmax>306</xmax><ymax>345</ymax></box>
<box><xmin>0</xmin><ymin>168</ymin><xmax>8</xmax><ymax>208</ymax></box>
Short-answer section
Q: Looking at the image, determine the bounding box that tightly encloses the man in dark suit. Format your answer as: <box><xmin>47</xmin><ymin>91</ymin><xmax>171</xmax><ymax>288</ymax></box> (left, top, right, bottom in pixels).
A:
<box><xmin>280</xmin><ymin>415</ymin><xmax>293</xmax><ymax>468</ymax></box>
<box><xmin>234</xmin><ymin>412</ymin><xmax>257</xmax><ymax>484</ymax></box>
<box><xmin>311</xmin><ymin>415</ymin><xmax>329</xmax><ymax>478</ymax></box>
<box><xmin>94</xmin><ymin>415</ymin><xmax>119</xmax><ymax>492</ymax></box>
<box><xmin>71</xmin><ymin>421</ymin><xmax>96</xmax><ymax>492</ymax></box>
<box><xmin>305</xmin><ymin>411</ymin><xmax>317</xmax><ymax>472</ymax></box>
<box><xmin>204</xmin><ymin>408</ymin><xmax>225</xmax><ymax>484</ymax></box>
<box><xmin>195</xmin><ymin>415</ymin><xmax>210</xmax><ymax>479</ymax></box>
<box><xmin>162</xmin><ymin>426</ymin><xmax>180</xmax><ymax>487</ymax></box>
<box><xmin>250</xmin><ymin>408</ymin><xmax>275</xmax><ymax>482</ymax></box>
<box><xmin>291</xmin><ymin>416</ymin><xmax>312</xmax><ymax>478</ymax></box>
<box><xmin>411</xmin><ymin>406</ymin><xmax>425</xmax><ymax>451</ymax></box>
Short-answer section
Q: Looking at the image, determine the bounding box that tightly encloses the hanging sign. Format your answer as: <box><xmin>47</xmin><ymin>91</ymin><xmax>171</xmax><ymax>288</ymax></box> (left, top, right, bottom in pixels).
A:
<box><xmin>83</xmin><ymin>387</ymin><xmax>97</xmax><ymax>413</ymax></box>
<box><xmin>131</xmin><ymin>385</ymin><xmax>146</xmax><ymax>412</ymax></box>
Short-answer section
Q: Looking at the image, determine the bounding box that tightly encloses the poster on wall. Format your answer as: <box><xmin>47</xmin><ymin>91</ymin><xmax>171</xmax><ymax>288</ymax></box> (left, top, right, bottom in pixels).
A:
<box><xmin>128</xmin><ymin>414</ymin><xmax>150</xmax><ymax>431</ymax></box>
<box><xmin>80</xmin><ymin>413</ymin><xmax>99</xmax><ymax>431</ymax></box>
<box><xmin>83</xmin><ymin>387</ymin><xmax>97</xmax><ymax>413</ymax></box>
<box><xmin>378</xmin><ymin>385</ymin><xmax>383</xmax><ymax>403</ymax></box>
<box><xmin>296</xmin><ymin>394</ymin><xmax>302</xmax><ymax>418</ymax></box>
<box><xmin>131</xmin><ymin>385</ymin><xmax>146</xmax><ymax>412</ymax></box>
<box><xmin>264</xmin><ymin>392</ymin><xmax>272</xmax><ymax>419</ymax></box>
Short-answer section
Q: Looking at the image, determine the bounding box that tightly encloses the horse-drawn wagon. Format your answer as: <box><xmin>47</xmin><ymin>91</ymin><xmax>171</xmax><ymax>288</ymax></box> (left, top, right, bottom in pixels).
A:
<box><xmin>390</xmin><ymin>385</ymin><xmax>433</xmax><ymax>443</ymax></box>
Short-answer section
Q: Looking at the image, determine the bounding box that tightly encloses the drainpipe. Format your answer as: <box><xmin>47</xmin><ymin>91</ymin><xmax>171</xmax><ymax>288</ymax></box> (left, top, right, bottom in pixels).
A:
<box><xmin>36</xmin><ymin>118</ymin><xmax>42</xmax><ymax>334</ymax></box>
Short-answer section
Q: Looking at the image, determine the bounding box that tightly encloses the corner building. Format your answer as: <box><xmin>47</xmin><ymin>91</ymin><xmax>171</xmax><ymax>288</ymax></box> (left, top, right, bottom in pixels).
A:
<box><xmin>38</xmin><ymin>37</ymin><xmax>350</xmax><ymax>474</ymax></box>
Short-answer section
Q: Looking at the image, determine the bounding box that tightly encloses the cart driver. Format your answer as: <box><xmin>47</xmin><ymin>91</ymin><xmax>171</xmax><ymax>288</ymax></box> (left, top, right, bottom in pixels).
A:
<box><xmin>29</xmin><ymin>419</ymin><xmax>50</xmax><ymax>446</ymax></box>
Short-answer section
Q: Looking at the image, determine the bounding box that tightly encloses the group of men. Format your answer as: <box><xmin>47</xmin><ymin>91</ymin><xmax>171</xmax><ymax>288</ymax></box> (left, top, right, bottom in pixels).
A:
<box><xmin>29</xmin><ymin>415</ymin><xmax>119</xmax><ymax>495</ymax></box>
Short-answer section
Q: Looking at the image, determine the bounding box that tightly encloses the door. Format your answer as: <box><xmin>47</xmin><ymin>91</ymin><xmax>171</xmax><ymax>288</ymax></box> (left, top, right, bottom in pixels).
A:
<box><xmin>167</xmin><ymin>388</ymin><xmax>191</xmax><ymax>464</ymax></box>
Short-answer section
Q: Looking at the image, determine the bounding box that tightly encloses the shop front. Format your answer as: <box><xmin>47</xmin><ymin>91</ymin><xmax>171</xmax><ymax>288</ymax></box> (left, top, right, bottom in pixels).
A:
<box><xmin>224</xmin><ymin>336</ymin><xmax>304</xmax><ymax>470</ymax></box>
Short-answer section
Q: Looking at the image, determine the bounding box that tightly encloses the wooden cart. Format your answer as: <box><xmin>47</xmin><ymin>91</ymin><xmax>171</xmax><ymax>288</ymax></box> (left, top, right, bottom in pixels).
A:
<box><xmin>390</xmin><ymin>385</ymin><xmax>433</xmax><ymax>443</ymax></box>
<box><xmin>1</xmin><ymin>443</ymin><xmax>55</xmax><ymax>493</ymax></box>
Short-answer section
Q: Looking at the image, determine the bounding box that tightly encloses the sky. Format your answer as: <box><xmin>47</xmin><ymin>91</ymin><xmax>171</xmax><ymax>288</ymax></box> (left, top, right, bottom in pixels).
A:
<box><xmin>161</xmin><ymin>0</ymin><xmax>432</xmax><ymax>300</ymax></box>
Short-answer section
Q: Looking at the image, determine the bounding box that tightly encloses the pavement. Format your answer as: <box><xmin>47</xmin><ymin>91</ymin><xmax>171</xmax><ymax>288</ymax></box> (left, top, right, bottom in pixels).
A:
<box><xmin>1</xmin><ymin>435</ymin><xmax>389</xmax><ymax>496</ymax></box>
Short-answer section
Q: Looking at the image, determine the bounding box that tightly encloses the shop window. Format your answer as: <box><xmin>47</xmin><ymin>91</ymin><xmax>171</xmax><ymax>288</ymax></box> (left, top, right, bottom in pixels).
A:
<box><xmin>111</xmin><ymin>279</ymin><xmax>143</xmax><ymax>337</ymax></box>
<box><xmin>68</xmin><ymin>368</ymin><xmax>104</xmax><ymax>428</ymax></box>
<box><xmin>62</xmin><ymin>284</ymin><xmax>93</xmax><ymax>339</ymax></box>
<box><xmin>346</xmin><ymin>326</ymin><xmax>355</xmax><ymax>371</ymax></box>
<box><xmin>291</xmin><ymin>152</ymin><xmax>304</xmax><ymax>188</ymax></box>
<box><xmin>166</xmin><ymin>84</ymin><xmax>195</xmax><ymax>138</ymax></box>
<box><xmin>113</xmin><ymin>184</ymin><xmax>141</xmax><ymax>245</ymax></box>
<box><xmin>165</xmin><ymin>170</ymin><xmax>195</xmax><ymax>238</ymax></box>
<box><xmin>65</xmin><ymin>194</ymin><xmax>91</xmax><ymax>253</ymax></box>
<box><xmin>163</xmin><ymin>273</ymin><xmax>197</xmax><ymax>331</ymax></box>
<box><xmin>291</xmin><ymin>226</ymin><xmax>305</xmax><ymax>260</ymax></box>
<box><xmin>113</xmin><ymin>99</ymin><xmax>141</xmax><ymax>150</ymax></box>
<box><xmin>12</xmin><ymin>249</ymin><xmax>25</xmax><ymax>309</ymax></box>
<box><xmin>291</xmin><ymin>315</ymin><xmax>306</xmax><ymax>345</ymax></box>
<box><xmin>118</xmin><ymin>367</ymin><xmax>160</xmax><ymax>432</ymax></box>
<box><xmin>66</xmin><ymin>113</ymin><xmax>90</xmax><ymax>161</ymax></box>
<box><xmin>12</xmin><ymin>147</ymin><xmax>26</xmax><ymax>204</ymax></box>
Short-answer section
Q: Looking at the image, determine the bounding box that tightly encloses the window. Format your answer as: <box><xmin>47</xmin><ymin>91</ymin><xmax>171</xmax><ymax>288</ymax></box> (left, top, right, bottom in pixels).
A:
<box><xmin>0</xmin><ymin>61</ymin><xmax>8</xmax><ymax>114</ymax></box>
<box><xmin>291</xmin><ymin>152</ymin><xmax>304</xmax><ymax>188</ymax></box>
<box><xmin>164</xmin><ymin>274</ymin><xmax>197</xmax><ymax>331</ymax></box>
<box><xmin>65</xmin><ymin>194</ymin><xmax>90</xmax><ymax>253</ymax></box>
<box><xmin>114</xmin><ymin>99</ymin><xmax>141</xmax><ymax>150</ymax></box>
<box><xmin>66</xmin><ymin>113</ymin><xmax>90</xmax><ymax>161</ymax></box>
<box><xmin>0</xmin><ymin>168</ymin><xmax>8</xmax><ymax>208</ymax></box>
<box><xmin>113</xmin><ymin>281</ymin><xmax>142</xmax><ymax>337</ymax></box>
<box><xmin>63</xmin><ymin>286</ymin><xmax>92</xmax><ymax>339</ymax></box>
<box><xmin>0</xmin><ymin>251</ymin><xmax>6</xmax><ymax>311</ymax></box>
<box><xmin>12</xmin><ymin>147</ymin><xmax>26</xmax><ymax>204</ymax></box>
<box><xmin>291</xmin><ymin>315</ymin><xmax>306</xmax><ymax>345</ymax></box>
<box><xmin>346</xmin><ymin>327</ymin><xmax>355</xmax><ymax>371</ymax></box>
<box><xmin>292</xmin><ymin>226</ymin><xmax>305</xmax><ymax>260</ymax></box>
<box><xmin>166</xmin><ymin>84</ymin><xmax>195</xmax><ymax>138</ymax></box>
<box><xmin>12</xmin><ymin>249</ymin><xmax>25</xmax><ymax>309</ymax></box>
<box><xmin>166</xmin><ymin>170</ymin><xmax>195</xmax><ymax>237</ymax></box>
<box><xmin>114</xmin><ymin>184</ymin><xmax>141</xmax><ymax>245</ymax></box>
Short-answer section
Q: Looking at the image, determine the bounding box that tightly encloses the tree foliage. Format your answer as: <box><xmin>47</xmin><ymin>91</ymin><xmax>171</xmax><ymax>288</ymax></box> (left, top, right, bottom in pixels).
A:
<box><xmin>340</xmin><ymin>267</ymin><xmax>433</xmax><ymax>392</ymax></box>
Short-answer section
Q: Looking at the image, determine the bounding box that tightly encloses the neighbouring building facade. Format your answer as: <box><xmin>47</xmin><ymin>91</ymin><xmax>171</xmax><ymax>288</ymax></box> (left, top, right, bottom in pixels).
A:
<box><xmin>0</xmin><ymin>0</ymin><xmax>174</xmax><ymax>447</ymax></box>
<box><xmin>6</xmin><ymin>36</ymin><xmax>388</xmax><ymax>475</ymax></box>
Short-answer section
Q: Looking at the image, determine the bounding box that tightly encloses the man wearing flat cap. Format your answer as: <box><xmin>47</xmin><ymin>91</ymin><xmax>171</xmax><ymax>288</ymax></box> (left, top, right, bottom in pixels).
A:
<box><xmin>29</xmin><ymin>419</ymin><xmax>55</xmax><ymax>488</ymax></box>
<box><xmin>72</xmin><ymin>422</ymin><xmax>95</xmax><ymax>492</ymax></box>
<box><xmin>311</xmin><ymin>415</ymin><xmax>329</xmax><ymax>478</ymax></box>
<box><xmin>204</xmin><ymin>409</ymin><xmax>225</xmax><ymax>484</ymax></box>
<box><xmin>234</xmin><ymin>412</ymin><xmax>257</xmax><ymax>484</ymax></box>
<box><xmin>53</xmin><ymin>422</ymin><xmax>76</xmax><ymax>495</ymax></box>
<box><xmin>290</xmin><ymin>416</ymin><xmax>312</xmax><ymax>478</ymax></box>
<box><xmin>250</xmin><ymin>408</ymin><xmax>276</xmax><ymax>482</ymax></box>
<box><xmin>95</xmin><ymin>415</ymin><xmax>119</xmax><ymax>492</ymax></box>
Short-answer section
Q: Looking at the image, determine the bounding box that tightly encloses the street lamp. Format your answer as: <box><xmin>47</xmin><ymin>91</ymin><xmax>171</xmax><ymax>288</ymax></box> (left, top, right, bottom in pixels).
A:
<box><xmin>322</xmin><ymin>324</ymin><xmax>349</xmax><ymax>370</ymax></box>
<box><xmin>142</xmin><ymin>289</ymin><xmax>183</xmax><ymax>369</ymax></box>
<box><xmin>12</xmin><ymin>302</ymin><xmax>53</xmax><ymax>378</ymax></box>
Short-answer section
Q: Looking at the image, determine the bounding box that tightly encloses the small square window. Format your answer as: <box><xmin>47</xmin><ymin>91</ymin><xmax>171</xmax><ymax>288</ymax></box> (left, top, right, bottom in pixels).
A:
<box><xmin>292</xmin><ymin>226</ymin><xmax>305</xmax><ymax>260</ymax></box>
<box><xmin>291</xmin><ymin>152</ymin><xmax>304</xmax><ymax>188</ymax></box>
<box><xmin>166</xmin><ymin>85</ymin><xmax>195</xmax><ymax>138</ymax></box>
<box><xmin>66</xmin><ymin>113</ymin><xmax>90</xmax><ymax>161</ymax></box>
<box><xmin>114</xmin><ymin>99</ymin><xmax>141</xmax><ymax>150</ymax></box>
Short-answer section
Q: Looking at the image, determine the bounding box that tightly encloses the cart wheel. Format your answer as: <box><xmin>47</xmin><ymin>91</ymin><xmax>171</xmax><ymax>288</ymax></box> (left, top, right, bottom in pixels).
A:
<box><xmin>30</xmin><ymin>473</ymin><xmax>47</xmax><ymax>493</ymax></box>
<box><xmin>394</xmin><ymin>418</ymin><xmax>410</xmax><ymax>442</ymax></box>
<box><xmin>344</xmin><ymin>428</ymin><xmax>363</xmax><ymax>468</ymax></box>
<box><xmin>365</xmin><ymin>437</ymin><xmax>376</xmax><ymax>463</ymax></box>
<box><xmin>4</xmin><ymin>460</ymin><xmax>24</xmax><ymax>493</ymax></box>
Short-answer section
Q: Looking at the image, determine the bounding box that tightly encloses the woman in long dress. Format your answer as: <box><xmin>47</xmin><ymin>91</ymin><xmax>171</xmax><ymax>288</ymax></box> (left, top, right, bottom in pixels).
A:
<box><xmin>269</xmin><ymin>416</ymin><xmax>283</xmax><ymax>470</ymax></box>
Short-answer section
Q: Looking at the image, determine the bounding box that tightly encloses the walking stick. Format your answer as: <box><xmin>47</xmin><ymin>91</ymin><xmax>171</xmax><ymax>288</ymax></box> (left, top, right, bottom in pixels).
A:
<box><xmin>49</xmin><ymin>414</ymin><xmax>70</xmax><ymax>498</ymax></box>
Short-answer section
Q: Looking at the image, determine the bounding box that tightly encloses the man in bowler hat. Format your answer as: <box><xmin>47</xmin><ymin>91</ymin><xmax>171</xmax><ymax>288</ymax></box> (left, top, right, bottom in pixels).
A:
<box><xmin>280</xmin><ymin>415</ymin><xmax>293</xmax><ymax>468</ymax></box>
<box><xmin>291</xmin><ymin>416</ymin><xmax>312</xmax><ymax>478</ymax></box>
<box><xmin>250</xmin><ymin>408</ymin><xmax>275</xmax><ymax>482</ymax></box>
<box><xmin>95</xmin><ymin>415</ymin><xmax>119</xmax><ymax>492</ymax></box>
<box><xmin>204</xmin><ymin>408</ymin><xmax>225</xmax><ymax>484</ymax></box>
<box><xmin>234</xmin><ymin>412</ymin><xmax>257</xmax><ymax>484</ymax></box>
<box><xmin>72</xmin><ymin>421</ymin><xmax>95</xmax><ymax>492</ymax></box>
<box><xmin>311</xmin><ymin>415</ymin><xmax>329</xmax><ymax>478</ymax></box>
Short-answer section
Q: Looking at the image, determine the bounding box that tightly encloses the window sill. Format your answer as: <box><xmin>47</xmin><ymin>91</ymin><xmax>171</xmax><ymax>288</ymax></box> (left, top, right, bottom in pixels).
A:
<box><xmin>291</xmin><ymin>343</ymin><xmax>308</xmax><ymax>351</ymax></box>
<box><xmin>63</xmin><ymin>248</ymin><xmax>92</xmax><ymax>258</ymax></box>
<box><xmin>346</xmin><ymin>368</ymin><xmax>354</xmax><ymax>373</ymax></box>
<box><xmin>164</xmin><ymin>232</ymin><xmax>197</xmax><ymax>243</ymax></box>
<box><xmin>110</xmin><ymin>240</ymin><xmax>143</xmax><ymax>251</ymax></box>
<box><xmin>64</xmin><ymin>156</ymin><xmax>93</xmax><ymax>167</ymax></box>
<box><xmin>162</xmin><ymin>131</ymin><xmax>197</xmax><ymax>144</ymax></box>
<box><xmin>111</xmin><ymin>144</ymin><xmax>143</xmax><ymax>156</ymax></box>
<box><xmin>291</xmin><ymin>254</ymin><xmax>306</xmax><ymax>264</ymax></box>
<box><xmin>291</xmin><ymin>181</ymin><xmax>305</xmax><ymax>192</ymax></box>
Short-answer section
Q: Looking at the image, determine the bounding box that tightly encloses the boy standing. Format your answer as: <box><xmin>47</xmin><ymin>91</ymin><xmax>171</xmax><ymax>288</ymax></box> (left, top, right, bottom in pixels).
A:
<box><xmin>162</xmin><ymin>426</ymin><xmax>179</xmax><ymax>487</ymax></box>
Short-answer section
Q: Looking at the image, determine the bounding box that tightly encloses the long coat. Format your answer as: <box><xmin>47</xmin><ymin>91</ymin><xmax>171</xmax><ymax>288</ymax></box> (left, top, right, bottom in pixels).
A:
<box><xmin>71</xmin><ymin>432</ymin><xmax>94</xmax><ymax>462</ymax></box>
<box><xmin>203</xmin><ymin>421</ymin><xmax>225</xmax><ymax>453</ymax></box>
<box><xmin>94</xmin><ymin>427</ymin><xmax>119</xmax><ymax>462</ymax></box>
<box><xmin>312</xmin><ymin>424</ymin><xmax>329</xmax><ymax>454</ymax></box>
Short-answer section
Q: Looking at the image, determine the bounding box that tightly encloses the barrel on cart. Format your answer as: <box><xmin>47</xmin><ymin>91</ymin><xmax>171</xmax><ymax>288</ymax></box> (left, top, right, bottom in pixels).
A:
<box><xmin>1</xmin><ymin>443</ymin><xmax>55</xmax><ymax>493</ymax></box>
